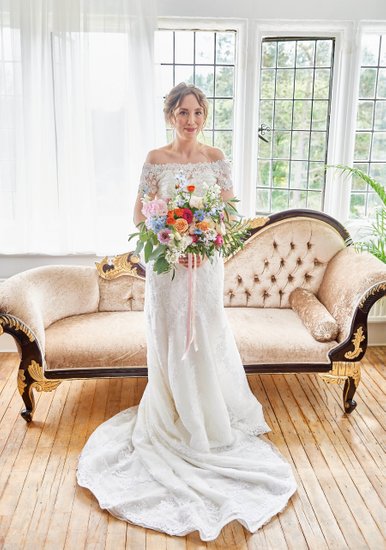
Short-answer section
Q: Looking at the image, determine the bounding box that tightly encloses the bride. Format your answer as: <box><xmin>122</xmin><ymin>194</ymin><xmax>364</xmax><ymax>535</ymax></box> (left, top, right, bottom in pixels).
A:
<box><xmin>76</xmin><ymin>82</ymin><xmax>297</xmax><ymax>541</ymax></box>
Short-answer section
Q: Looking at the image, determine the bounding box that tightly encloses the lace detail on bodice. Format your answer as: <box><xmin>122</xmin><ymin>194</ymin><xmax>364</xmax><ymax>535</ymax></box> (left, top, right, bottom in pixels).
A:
<box><xmin>138</xmin><ymin>159</ymin><xmax>233</xmax><ymax>199</ymax></box>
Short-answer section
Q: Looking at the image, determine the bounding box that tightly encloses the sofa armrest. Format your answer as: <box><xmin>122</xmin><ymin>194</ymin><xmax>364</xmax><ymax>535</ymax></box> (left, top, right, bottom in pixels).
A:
<box><xmin>0</xmin><ymin>265</ymin><xmax>100</xmax><ymax>351</ymax></box>
<box><xmin>317</xmin><ymin>247</ymin><xmax>386</xmax><ymax>343</ymax></box>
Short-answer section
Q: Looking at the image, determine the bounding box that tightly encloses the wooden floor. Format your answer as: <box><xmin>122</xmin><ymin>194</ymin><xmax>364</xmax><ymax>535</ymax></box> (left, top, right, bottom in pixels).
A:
<box><xmin>0</xmin><ymin>349</ymin><xmax>385</xmax><ymax>550</ymax></box>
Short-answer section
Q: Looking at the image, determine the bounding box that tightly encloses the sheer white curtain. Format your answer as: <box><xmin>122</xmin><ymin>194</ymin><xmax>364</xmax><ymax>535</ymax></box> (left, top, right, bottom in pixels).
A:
<box><xmin>0</xmin><ymin>0</ymin><xmax>159</xmax><ymax>255</ymax></box>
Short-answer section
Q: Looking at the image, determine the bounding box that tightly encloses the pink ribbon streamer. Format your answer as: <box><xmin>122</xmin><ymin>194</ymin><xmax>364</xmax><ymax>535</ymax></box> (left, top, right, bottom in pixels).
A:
<box><xmin>181</xmin><ymin>252</ymin><xmax>199</xmax><ymax>361</ymax></box>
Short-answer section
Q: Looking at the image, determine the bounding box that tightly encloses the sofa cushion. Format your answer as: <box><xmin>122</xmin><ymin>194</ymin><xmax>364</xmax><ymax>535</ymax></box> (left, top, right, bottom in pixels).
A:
<box><xmin>44</xmin><ymin>308</ymin><xmax>337</xmax><ymax>371</ymax></box>
<box><xmin>226</xmin><ymin>308</ymin><xmax>337</xmax><ymax>364</ymax></box>
<box><xmin>289</xmin><ymin>287</ymin><xmax>339</xmax><ymax>342</ymax></box>
<box><xmin>45</xmin><ymin>311</ymin><xmax>147</xmax><ymax>370</ymax></box>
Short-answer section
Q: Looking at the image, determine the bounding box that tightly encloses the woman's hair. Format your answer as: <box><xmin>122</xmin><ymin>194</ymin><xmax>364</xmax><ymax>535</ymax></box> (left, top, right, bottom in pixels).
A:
<box><xmin>163</xmin><ymin>82</ymin><xmax>209</xmax><ymax>126</ymax></box>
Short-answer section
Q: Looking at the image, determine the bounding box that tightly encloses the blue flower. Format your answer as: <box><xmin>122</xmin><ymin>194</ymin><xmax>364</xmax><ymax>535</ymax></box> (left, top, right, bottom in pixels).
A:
<box><xmin>194</xmin><ymin>228</ymin><xmax>203</xmax><ymax>234</ymax></box>
<box><xmin>194</xmin><ymin>209</ymin><xmax>205</xmax><ymax>221</ymax></box>
<box><xmin>147</xmin><ymin>215</ymin><xmax>167</xmax><ymax>232</ymax></box>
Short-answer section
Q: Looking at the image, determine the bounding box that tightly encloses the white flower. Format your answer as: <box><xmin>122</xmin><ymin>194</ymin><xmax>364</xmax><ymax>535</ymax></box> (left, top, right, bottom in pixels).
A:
<box><xmin>189</xmin><ymin>195</ymin><xmax>204</xmax><ymax>209</ymax></box>
<box><xmin>180</xmin><ymin>234</ymin><xmax>193</xmax><ymax>250</ymax></box>
<box><xmin>206</xmin><ymin>228</ymin><xmax>217</xmax><ymax>241</ymax></box>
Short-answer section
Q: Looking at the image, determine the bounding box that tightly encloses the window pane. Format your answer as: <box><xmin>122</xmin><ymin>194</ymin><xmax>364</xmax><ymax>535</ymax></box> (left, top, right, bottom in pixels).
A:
<box><xmin>260</xmin><ymin>69</ymin><xmax>275</xmax><ymax>99</ymax></box>
<box><xmin>262</xmin><ymin>41</ymin><xmax>277</xmax><ymax>68</ymax></box>
<box><xmin>296</xmin><ymin>41</ymin><xmax>315</xmax><ymax>67</ymax></box>
<box><xmin>294</xmin><ymin>69</ymin><xmax>314</xmax><ymax>99</ymax></box>
<box><xmin>312</xmin><ymin>101</ymin><xmax>328</xmax><ymax>130</ymax></box>
<box><xmin>195</xmin><ymin>32</ymin><xmax>214</xmax><ymax>64</ymax></box>
<box><xmin>215</xmin><ymin>66</ymin><xmax>234</xmax><ymax>97</ymax></box>
<box><xmin>276</xmin><ymin>69</ymin><xmax>294</xmax><ymax>99</ymax></box>
<box><xmin>371</xmin><ymin>132</ymin><xmax>386</xmax><ymax>161</ymax></box>
<box><xmin>356</xmin><ymin>101</ymin><xmax>374</xmax><ymax>130</ymax></box>
<box><xmin>214</xmin><ymin>98</ymin><xmax>233</xmax><ymax>129</ymax></box>
<box><xmin>361</xmin><ymin>35</ymin><xmax>381</xmax><ymax>66</ymax></box>
<box><xmin>359</xmin><ymin>68</ymin><xmax>377</xmax><ymax>98</ymax></box>
<box><xmin>214</xmin><ymin>131</ymin><xmax>232</xmax><ymax>157</ymax></box>
<box><xmin>277</xmin><ymin>41</ymin><xmax>295</xmax><ymax>67</ymax></box>
<box><xmin>293</xmin><ymin>100</ymin><xmax>312</xmax><ymax>130</ymax></box>
<box><xmin>316</xmin><ymin>40</ymin><xmax>332</xmax><ymax>67</ymax></box>
<box><xmin>216</xmin><ymin>32</ymin><xmax>235</xmax><ymax>64</ymax></box>
<box><xmin>374</xmin><ymin>102</ymin><xmax>386</xmax><ymax>130</ymax></box>
<box><xmin>274</xmin><ymin>100</ymin><xmax>293</xmax><ymax>130</ymax></box>
<box><xmin>354</xmin><ymin>132</ymin><xmax>371</xmax><ymax>161</ymax></box>
<box><xmin>272</xmin><ymin>131</ymin><xmax>291</xmax><ymax>159</ymax></box>
<box><xmin>290</xmin><ymin>160</ymin><xmax>308</xmax><ymax>188</ymax></box>
<box><xmin>154</xmin><ymin>30</ymin><xmax>173</xmax><ymax>64</ymax></box>
<box><xmin>174</xmin><ymin>31</ymin><xmax>194</xmax><ymax>64</ymax></box>
<box><xmin>195</xmin><ymin>65</ymin><xmax>214</xmax><ymax>96</ymax></box>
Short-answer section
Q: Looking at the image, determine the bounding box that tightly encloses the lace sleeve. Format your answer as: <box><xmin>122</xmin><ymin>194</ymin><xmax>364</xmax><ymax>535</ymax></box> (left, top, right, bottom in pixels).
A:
<box><xmin>138</xmin><ymin>163</ymin><xmax>159</xmax><ymax>198</ymax></box>
<box><xmin>216</xmin><ymin>159</ymin><xmax>233</xmax><ymax>190</ymax></box>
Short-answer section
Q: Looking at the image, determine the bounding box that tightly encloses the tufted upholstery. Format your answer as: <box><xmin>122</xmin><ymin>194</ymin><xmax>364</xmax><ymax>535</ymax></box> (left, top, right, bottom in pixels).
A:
<box><xmin>223</xmin><ymin>218</ymin><xmax>345</xmax><ymax>308</ymax></box>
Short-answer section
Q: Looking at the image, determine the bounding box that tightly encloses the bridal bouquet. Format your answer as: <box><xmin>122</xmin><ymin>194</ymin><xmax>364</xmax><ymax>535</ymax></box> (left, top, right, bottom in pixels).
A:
<box><xmin>128</xmin><ymin>174</ymin><xmax>253</xmax><ymax>279</ymax></box>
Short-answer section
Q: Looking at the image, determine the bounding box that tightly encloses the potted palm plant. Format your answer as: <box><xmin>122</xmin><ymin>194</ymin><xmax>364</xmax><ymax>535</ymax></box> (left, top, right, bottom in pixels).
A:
<box><xmin>330</xmin><ymin>165</ymin><xmax>385</xmax><ymax>264</ymax></box>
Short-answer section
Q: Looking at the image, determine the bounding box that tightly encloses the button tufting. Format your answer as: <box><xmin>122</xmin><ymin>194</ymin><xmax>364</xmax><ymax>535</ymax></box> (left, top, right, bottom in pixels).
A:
<box><xmin>263</xmin><ymin>290</ymin><xmax>270</xmax><ymax>298</ymax></box>
<box><xmin>279</xmin><ymin>289</ymin><xmax>284</xmax><ymax>295</ymax></box>
<box><xmin>127</xmin><ymin>296</ymin><xmax>133</xmax><ymax>301</ymax></box>
<box><xmin>290</xmin><ymin>242</ymin><xmax>295</xmax><ymax>249</ymax></box>
<box><xmin>288</xmin><ymin>274</ymin><xmax>294</xmax><ymax>282</ymax></box>
<box><xmin>271</xmin><ymin>275</ymin><xmax>276</xmax><ymax>283</ymax></box>
<box><xmin>273</xmin><ymin>241</ymin><xmax>278</xmax><ymax>248</ymax></box>
<box><xmin>314</xmin><ymin>258</ymin><xmax>321</xmax><ymax>266</ymax></box>
<box><xmin>245</xmin><ymin>289</ymin><xmax>251</xmax><ymax>296</ymax></box>
<box><xmin>307</xmin><ymin>241</ymin><xmax>312</xmax><ymax>249</ymax></box>
<box><xmin>280</xmin><ymin>258</ymin><xmax>285</xmax><ymax>266</ymax></box>
<box><xmin>296</xmin><ymin>257</ymin><xmax>302</xmax><ymax>265</ymax></box>
<box><xmin>254</xmin><ymin>275</ymin><xmax>260</xmax><ymax>282</ymax></box>
<box><xmin>237</xmin><ymin>274</ymin><xmax>242</xmax><ymax>283</ymax></box>
<box><xmin>304</xmin><ymin>273</ymin><xmax>312</xmax><ymax>280</ymax></box>
<box><xmin>264</xmin><ymin>259</ymin><xmax>269</xmax><ymax>266</ymax></box>
<box><xmin>228</xmin><ymin>289</ymin><xmax>235</xmax><ymax>297</ymax></box>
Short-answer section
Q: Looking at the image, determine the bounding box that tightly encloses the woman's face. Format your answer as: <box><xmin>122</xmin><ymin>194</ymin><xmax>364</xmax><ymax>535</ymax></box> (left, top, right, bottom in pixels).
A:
<box><xmin>172</xmin><ymin>94</ymin><xmax>206</xmax><ymax>140</ymax></box>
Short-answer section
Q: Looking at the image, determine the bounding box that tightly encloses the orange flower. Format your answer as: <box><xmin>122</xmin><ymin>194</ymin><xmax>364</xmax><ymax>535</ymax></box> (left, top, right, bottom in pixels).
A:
<box><xmin>187</xmin><ymin>185</ymin><xmax>196</xmax><ymax>193</ymax></box>
<box><xmin>196</xmin><ymin>220</ymin><xmax>210</xmax><ymax>231</ymax></box>
<box><xmin>174</xmin><ymin>208</ymin><xmax>184</xmax><ymax>217</ymax></box>
<box><xmin>174</xmin><ymin>218</ymin><xmax>189</xmax><ymax>233</ymax></box>
<box><xmin>167</xmin><ymin>216</ymin><xmax>176</xmax><ymax>225</ymax></box>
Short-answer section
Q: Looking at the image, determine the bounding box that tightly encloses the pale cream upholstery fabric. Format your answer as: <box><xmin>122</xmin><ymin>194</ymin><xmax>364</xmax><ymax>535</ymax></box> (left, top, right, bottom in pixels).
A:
<box><xmin>224</xmin><ymin>218</ymin><xmax>345</xmax><ymax>308</ymax></box>
<box><xmin>45</xmin><ymin>311</ymin><xmax>147</xmax><ymax>370</ymax></box>
<box><xmin>289</xmin><ymin>287</ymin><xmax>339</xmax><ymax>342</ymax></box>
<box><xmin>98</xmin><ymin>275</ymin><xmax>145</xmax><ymax>312</ymax></box>
<box><xmin>226</xmin><ymin>308</ymin><xmax>336</xmax><ymax>364</ymax></box>
<box><xmin>318</xmin><ymin>247</ymin><xmax>386</xmax><ymax>342</ymax></box>
<box><xmin>44</xmin><ymin>307</ymin><xmax>335</xmax><ymax>371</ymax></box>
<box><xmin>0</xmin><ymin>265</ymin><xmax>99</xmax><ymax>349</ymax></box>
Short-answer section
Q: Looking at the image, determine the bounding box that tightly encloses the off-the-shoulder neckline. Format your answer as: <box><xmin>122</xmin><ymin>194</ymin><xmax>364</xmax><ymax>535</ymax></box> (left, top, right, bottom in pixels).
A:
<box><xmin>143</xmin><ymin>159</ymin><xmax>229</xmax><ymax>168</ymax></box>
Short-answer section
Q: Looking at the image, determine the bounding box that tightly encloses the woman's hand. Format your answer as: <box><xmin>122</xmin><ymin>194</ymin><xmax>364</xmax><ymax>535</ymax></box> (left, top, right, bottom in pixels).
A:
<box><xmin>178</xmin><ymin>253</ymin><xmax>207</xmax><ymax>268</ymax></box>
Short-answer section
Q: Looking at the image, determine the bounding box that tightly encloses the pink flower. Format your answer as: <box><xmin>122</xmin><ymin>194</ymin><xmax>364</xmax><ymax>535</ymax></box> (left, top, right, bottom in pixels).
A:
<box><xmin>191</xmin><ymin>234</ymin><xmax>199</xmax><ymax>243</ymax></box>
<box><xmin>141</xmin><ymin>198</ymin><xmax>168</xmax><ymax>218</ymax></box>
<box><xmin>158</xmin><ymin>228</ymin><xmax>172</xmax><ymax>244</ymax></box>
<box><xmin>182</xmin><ymin>208</ymin><xmax>193</xmax><ymax>224</ymax></box>
<box><xmin>214</xmin><ymin>234</ymin><xmax>223</xmax><ymax>247</ymax></box>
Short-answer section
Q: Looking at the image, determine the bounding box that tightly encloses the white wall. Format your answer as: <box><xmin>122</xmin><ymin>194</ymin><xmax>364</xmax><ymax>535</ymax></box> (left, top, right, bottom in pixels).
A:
<box><xmin>158</xmin><ymin>0</ymin><xmax>386</xmax><ymax>21</ymax></box>
<box><xmin>157</xmin><ymin>0</ymin><xmax>386</xmax><ymax>20</ymax></box>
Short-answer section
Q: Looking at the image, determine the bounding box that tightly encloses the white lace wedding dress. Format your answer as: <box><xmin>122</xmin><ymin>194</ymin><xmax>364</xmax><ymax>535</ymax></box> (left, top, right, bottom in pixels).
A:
<box><xmin>76</xmin><ymin>159</ymin><xmax>297</xmax><ymax>541</ymax></box>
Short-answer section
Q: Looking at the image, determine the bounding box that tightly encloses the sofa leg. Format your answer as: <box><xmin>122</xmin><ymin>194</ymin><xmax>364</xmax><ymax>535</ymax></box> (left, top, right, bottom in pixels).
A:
<box><xmin>343</xmin><ymin>376</ymin><xmax>358</xmax><ymax>413</ymax></box>
<box><xmin>18</xmin><ymin>360</ymin><xmax>61</xmax><ymax>423</ymax></box>
<box><xmin>319</xmin><ymin>361</ymin><xmax>361</xmax><ymax>414</ymax></box>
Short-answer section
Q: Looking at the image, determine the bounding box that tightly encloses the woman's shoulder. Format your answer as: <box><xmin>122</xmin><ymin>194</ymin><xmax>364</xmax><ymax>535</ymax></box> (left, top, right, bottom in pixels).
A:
<box><xmin>202</xmin><ymin>145</ymin><xmax>226</xmax><ymax>162</ymax></box>
<box><xmin>144</xmin><ymin>146</ymin><xmax>173</xmax><ymax>165</ymax></box>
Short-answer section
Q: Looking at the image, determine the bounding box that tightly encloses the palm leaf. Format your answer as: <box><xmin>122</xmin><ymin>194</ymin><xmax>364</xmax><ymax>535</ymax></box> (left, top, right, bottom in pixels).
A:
<box><xmin>329</xmin><ymin>164</ymin><xmax>386</xmax><ymax>206</ymax></box>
